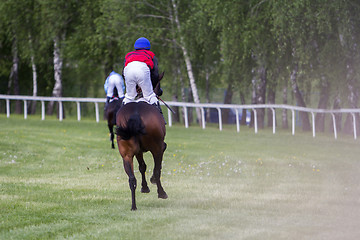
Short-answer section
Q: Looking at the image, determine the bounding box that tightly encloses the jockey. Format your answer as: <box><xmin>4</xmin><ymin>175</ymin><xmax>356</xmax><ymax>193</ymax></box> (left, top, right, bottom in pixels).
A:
<box><xmin>122</xmin><ymin>37</ymin><xmax>163</xmax><ymax>114</ymax></box>
<box><xmin>104</xmin><ymin>70</ymin><xmax>125</xmax><ymax>110</ymax></box>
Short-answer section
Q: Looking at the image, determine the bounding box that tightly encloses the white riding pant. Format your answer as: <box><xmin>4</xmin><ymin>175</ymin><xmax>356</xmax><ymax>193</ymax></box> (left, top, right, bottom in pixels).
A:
<box><xmin>123</xmin><ymin>61</ymin><xmax>157</xmax><ymax>105</ymax></box>
<box><xmin>106</xmin><ymin>73</ymin><xmax>125</xmax><ymax>98</ymax></box>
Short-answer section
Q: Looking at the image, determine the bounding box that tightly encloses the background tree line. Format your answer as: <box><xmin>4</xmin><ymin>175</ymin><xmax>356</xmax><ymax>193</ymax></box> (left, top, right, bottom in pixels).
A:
<box><xmin>1</xmin><ymin>0</ymin><xmax>360</xmax><ymax>134</ymax></box>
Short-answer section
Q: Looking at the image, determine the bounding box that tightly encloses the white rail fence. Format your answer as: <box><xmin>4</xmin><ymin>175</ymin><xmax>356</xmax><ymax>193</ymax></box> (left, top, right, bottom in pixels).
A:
<box><xmin>1</xmin><ymin>94</ymin><xmax>359</xmax><ymax>140</ymax></box>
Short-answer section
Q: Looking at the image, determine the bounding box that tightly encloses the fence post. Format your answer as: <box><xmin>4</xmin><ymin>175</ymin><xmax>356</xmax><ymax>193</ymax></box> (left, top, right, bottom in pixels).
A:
<box><xmin>6</xmin><ymin>99</ymin><xmax>10</xmax><ymax>118</ymax></box>
<box><xmin>24</xmin><ymin>100</ymin><xmax>27</xmax><ymax>119</ymax></box>
<box><xmin>311</xmin><ymin>112</ymin><xmax>315</xmax><ymax>138</ymax></box>
<box><xmin>271</xmin><ymin>108</ymin><xmax>276</xmax><ymax>134</ymax></box>
<box><xmin>291</xmin><ymin>109</ymin><xmax>295</xmax><ymax>135</ymax></box>
<box><xmin>253</xmin><ymin>109</ymin><xmax>258</xmax><ymax>134</ymax></box>
<box><xmin>167</xmin><ymin>108</ymin><xmax>172</xmax><ymax>127</ymax></box>
<box><xmin>41</xmin><ymin>101</ymin><xmax>45</xmax><ymax>120</ymax></box>
<box><xmin>76</xmin><ymin>102</ymin><xmax>81</xmax><ymax>121</ymax></box>
<box><xmin>331</xmin><ymin>113</ymin><xmax>337</xmax><ymax>140</ymax></box>
<box><xmin>95</xmin><ymin>102</ymin><xmax>99</xmax><ymax>123</ymax></box>
<box><xmin>352</xmin><ymin>113</ymin><xmax>357</xmax><ymax>140</ymax></box>
<box><xmin>235</xmin><ymin>108</ymin><xmax>240</xmax><ymax>133</ymax></box>
<box><xmin>59</xmin><ymin>101</ymin><xmax>63</xmax><ymax>121</ymax></box>
<box><xmin>201</xmin><ymin>107</ymin><xmax>206</xmax><ymax>129</ymax></box>
<box><xmin>217</xmin><ymin>107</ymin><xmax>222</xmax><ymax>131</ymax></box>
<box><xmin>183</xmin><ymin>106</ymin><xmax>188</xmax><ymax>128</ymax></box>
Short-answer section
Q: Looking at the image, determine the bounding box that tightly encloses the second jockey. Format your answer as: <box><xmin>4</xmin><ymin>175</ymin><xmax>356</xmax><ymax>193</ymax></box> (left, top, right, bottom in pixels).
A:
<box><xmin>104</xmin><ymin>70</ymin><xmax>125</xmax><ymax>110</ymax></box>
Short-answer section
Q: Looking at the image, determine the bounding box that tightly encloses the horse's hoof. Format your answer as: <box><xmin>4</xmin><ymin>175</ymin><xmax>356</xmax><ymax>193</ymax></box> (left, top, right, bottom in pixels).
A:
<box><xmin>158</xmin><ymin>192</ymin><xmax>168</xmax><ymax>199</ymax></box>
<box><xmin>141</xmin><ymin>187</ymin><xmax>150</xmax><ymax>193</ymax></box>
<box><xmin>131</xmin><ymin>206</ymin><xmax>137</xmax><ymax>211</ymax></box>
<box><xmin>150</xmin><ymin>176</ymin><xmax>157</xmax><ymax>184</ymax></box>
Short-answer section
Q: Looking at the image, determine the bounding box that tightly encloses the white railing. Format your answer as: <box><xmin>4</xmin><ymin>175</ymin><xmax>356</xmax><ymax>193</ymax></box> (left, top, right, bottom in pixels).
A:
<box><xmin>0</xmin><ymin>94</ymin><xmax>104</xmax><ymax>123</ymax></box>
<box><xmin>1</xmin><ymin>94</ymin><xmax>359</xmax><ymax>140</ymax></box>
<box><xmin>164</xmin><ymin>101</ymin><xmax>360</xmax><ymax>140</ymax></box>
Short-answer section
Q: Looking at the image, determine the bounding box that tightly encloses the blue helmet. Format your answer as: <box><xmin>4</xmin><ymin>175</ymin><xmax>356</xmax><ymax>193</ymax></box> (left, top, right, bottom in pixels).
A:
<box><xmin>134</xmin><ymin>37</ymin><xmax>151</xmax><ymax>50</ymax></box>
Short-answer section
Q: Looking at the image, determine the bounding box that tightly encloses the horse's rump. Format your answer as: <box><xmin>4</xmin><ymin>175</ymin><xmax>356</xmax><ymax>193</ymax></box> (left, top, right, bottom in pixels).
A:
<box><xmin>116</xmin><ymin>102</ymin><xmax>165</xmax><ymax>142</ymax></box>
<box><xmin>116</xmin><ymin>112</ymin><xmax>146</xmax><ymax>140</ymax></box>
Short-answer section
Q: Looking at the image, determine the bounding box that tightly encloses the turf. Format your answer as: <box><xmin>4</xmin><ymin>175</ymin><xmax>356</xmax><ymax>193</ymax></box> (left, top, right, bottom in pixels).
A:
<box><xmin>1</xmin><ymin>115</ymin><xmax>360</xmax><ymax>239</ymax></box>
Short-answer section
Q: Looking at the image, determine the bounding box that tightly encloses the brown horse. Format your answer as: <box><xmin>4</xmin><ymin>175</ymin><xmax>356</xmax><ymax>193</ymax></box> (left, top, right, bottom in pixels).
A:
<box><xmin>104</xmin><ymin>70</ymin><xmax>163</xmax><ymax>149</ymax></box>
<box><xmin>116</xmin><ymin>101</ymin><xmax>167</xmax><ymax>210</ymax></box>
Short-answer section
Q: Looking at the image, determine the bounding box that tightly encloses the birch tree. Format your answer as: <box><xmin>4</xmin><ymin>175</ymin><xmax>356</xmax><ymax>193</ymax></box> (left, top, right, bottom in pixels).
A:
<box><xmin>39</xmin><ymin>0</ymin><xmax>79</xmax><ymax>115</ymax></box>
<box><xmin>209</xmin><ymin>0</ymin><xmax>250</xmax><ymax>123</ymax></box>
<box><xmin>171</xmin><ymin>0</ymin><xmax>202</xmax><ymax>123</ymax></box>
<box><xmin>134</xmin><ymin>0</ymin><xmax>205</xmax><ymax>124</ymax></box>
<box><xmin>0</xmin><ymin>0</ymin><xmax>22</xmax><ymax>113</ymax></box>
<box><xmin>23</xmin><ymin>0</ymin><xmax>41</xmax><ymax>114</ymax></box>
<box><xmin>183</xmin><ymin>0</ymin><xmax>222</xmax><ymax>121</ymax></box>
<box><xmin>335</xmin><ymin>1</ymin><xmax>360</xmax><ymax>134</ymax></box>
<box><xmin>271</xmin><ymin>0</ymin><xmax>312</xmax><ymax>131</ymax></box>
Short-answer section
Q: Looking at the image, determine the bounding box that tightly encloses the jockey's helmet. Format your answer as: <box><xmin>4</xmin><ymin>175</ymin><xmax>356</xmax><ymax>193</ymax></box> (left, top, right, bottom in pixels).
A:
<box><xmin>134</xmin><ymin>37</ymin><xmax>151</xmax><ymax>50</ymax></box>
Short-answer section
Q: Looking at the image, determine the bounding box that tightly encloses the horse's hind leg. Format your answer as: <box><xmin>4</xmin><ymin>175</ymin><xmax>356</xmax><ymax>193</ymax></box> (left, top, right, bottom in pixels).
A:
<box><xmin>108</xmin><ymin>124</ymin><xmax>115</xmax><ymax>149</ymax></box>
<box><xmin>150</xmin><ymin>151</ymin><xmax>168</xmax><ymax>199</ymax></box>
<box><xmin>123</xmin><ymin>156</ymin><xmax>137</xmax><ymax>210</ymax></box>
<box><xmin>136</xmin><ymin>152</ymin><xmax>150</xmax><ymax>193</ymax></box>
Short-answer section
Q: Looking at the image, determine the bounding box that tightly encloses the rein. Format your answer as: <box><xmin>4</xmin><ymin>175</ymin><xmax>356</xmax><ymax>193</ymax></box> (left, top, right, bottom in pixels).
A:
<box><xmin>157</xmin><ymin>96</ymin><xmax>176</xmax><ymax>115</ymax></box>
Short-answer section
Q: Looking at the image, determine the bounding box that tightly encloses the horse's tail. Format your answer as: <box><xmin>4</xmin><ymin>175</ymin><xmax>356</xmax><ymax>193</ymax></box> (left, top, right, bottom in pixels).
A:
<box><xmin>116</xmin><ymin>113</ymin><xmax>146</xmax><ymax>140</ymax></box>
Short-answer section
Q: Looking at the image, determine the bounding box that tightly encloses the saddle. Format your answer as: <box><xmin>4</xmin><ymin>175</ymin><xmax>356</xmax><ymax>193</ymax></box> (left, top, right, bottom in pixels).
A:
<box><xmin>109</xmin><ymin>96</ymin><xmax>120</xmax><ymax>103</ymax></box>
<box><xmin>135</xmin><ymin>84</ymin><xmax>163</xmax><ymax>100</ymax></box>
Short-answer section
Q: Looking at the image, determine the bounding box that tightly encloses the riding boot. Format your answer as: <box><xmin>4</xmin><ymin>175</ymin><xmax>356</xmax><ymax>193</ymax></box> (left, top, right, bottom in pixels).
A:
<box><xmin>152</xmin><ymin>102</ymin><xmax>166</xmax><ymax>125</ymax></box>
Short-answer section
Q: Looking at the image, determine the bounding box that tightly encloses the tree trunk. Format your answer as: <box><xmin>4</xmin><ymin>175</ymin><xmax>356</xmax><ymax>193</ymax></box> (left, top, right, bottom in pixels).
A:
<box><xmin>205</xmin><ymin>69</ymin><xmax>211</xmax><ymax>122</ymax></box>
<box><xmin>30</xmin><ymin>53</ymin><xmax>38</xmax><ymax>114</ymax></box>
<box><xmin>331</xmin><ymin>93</ymin><xmax>342</xmax><ymax>133</ymax></box>
<box><xmin>171</xmin><ymin>0</ymin><xmax>202</xmax><ymax>125</ymax></box>
<box><xmin>171</xmin><ymin>64</ymin><xmax>180</xmax><ymax>123</ymax></box>
<box><xmin>8</xmin><ymin>37</ymin><xmax>21</xmax><ymax>114</ymax></box>
<box><xmin>222</xmin><ymin>81</ymin><xmax>233</xmax><ymax>124</ymax></box>
<box><xmin>315</xmin><ymin>77</ymin><xmax>329</xmax><ymax>132</ymax></box>
<box><xmin>180</xmin><ymin>68</ymin><xmax>186</xmax><ymax>124</ymax></box>
<box><xmin>250</xmin><ymin>69</ymin><xmax>257</xmax><ymax>128</ymax></box>
<box><xmin>28</xmin><ymin>32</ymin><xmax>38</xmax><ymax>114</ymax></box>
<box><xmin>256</xmin><ymin>66</ymin><xmax>267</xmax><ymax>129</ymax></box>
<box><xmin>290</xmin><ymin>63</ymin><xmax>311</xmax><ymax>131</ymax></box>
<box><xmin>343</xmin><ymin>61</ymin><xmax>359</xmax><ymax>135</ymax></box>
<box><xmin>267</xmin><ymin>83</ymin><xmax>276</xmax><ymax>127</ymax></box>
<box><xmin>338</xmin><ymin>20</ymin><xmax>359</xmax><ymax>134</ymax></box>
<box><xmin>282</xmin><ymin>80</ymin><xmax>288</xmax><ymax>129</ymax></box>
<box><xmin>240</xmin><ymin>92</ymin><xmax>247</xmax><ymax>125</ymax></box>
<box><xmin>47</xmin><ymin>35</ymin><xmax>63</xmax><ymax>117</ymax></box>
<box><xmin>312</xmin><ymin>40</ymin><xmax>329</xmax><ymax>132</ymax></box>
<box><xmin>27</xmin><ymin>32</ymin><xmax>37</xmax><ymax>114</ymax></box>
<box><xmin>250</xmin><ymin>65</ymin><xmax>267</xmax><ymax>128</ymax></box>
<box><xmin>187</xmin><ymin>87</ymin><xmax>193</xmax><ymax>125</ymax></box>
<box><xmin>168</xmin><ymin>5</ymin><xmax>180</xmax><ymax>123</ymax></box>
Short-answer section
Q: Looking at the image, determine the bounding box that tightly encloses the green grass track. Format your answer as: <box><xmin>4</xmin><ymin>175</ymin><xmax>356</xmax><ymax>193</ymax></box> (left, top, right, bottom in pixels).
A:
<box><xmin>1</xmin><ymin>115</ymin><xmax>360</xmax><ymax>239</ymax></box>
